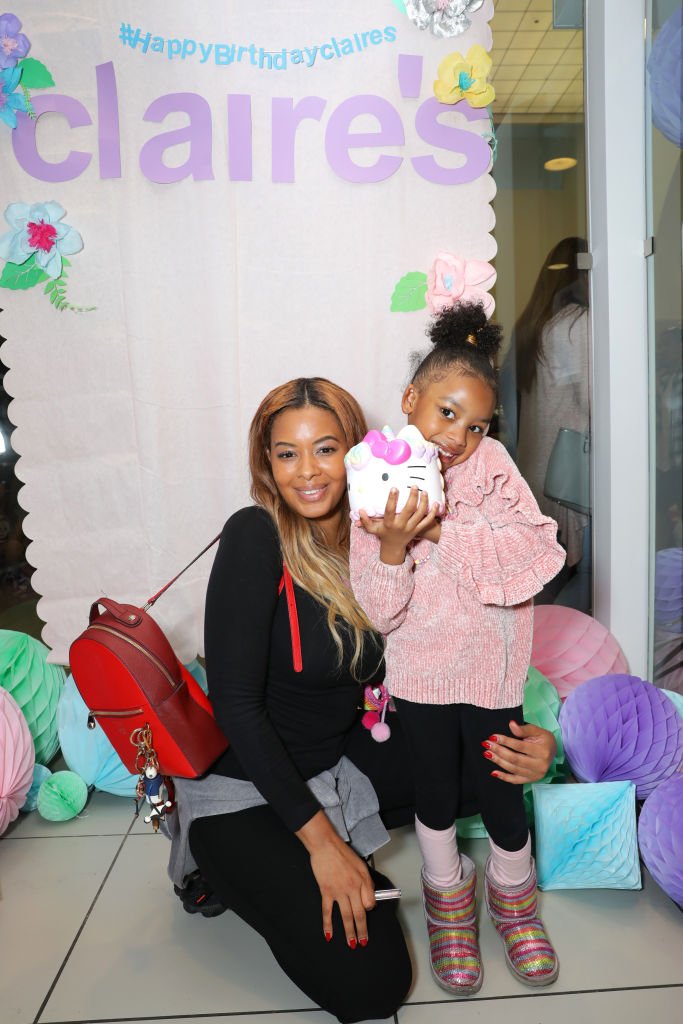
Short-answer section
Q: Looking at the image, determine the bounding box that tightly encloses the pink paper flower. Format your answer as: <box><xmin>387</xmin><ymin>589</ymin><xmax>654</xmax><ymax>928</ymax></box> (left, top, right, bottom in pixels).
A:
<box><xmin>426</xmin><ymin>251</ymin><xmax>496</xmax><ymax>316</ymax></box>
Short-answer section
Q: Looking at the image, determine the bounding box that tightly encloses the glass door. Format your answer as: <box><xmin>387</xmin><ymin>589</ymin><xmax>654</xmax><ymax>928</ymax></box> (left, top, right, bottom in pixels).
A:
<box><xmin>646</xmin><ymin>0</ymin><xmax>683</xmax><ymax>693</ymax></box>
<box><xmin>490</xmin><ymin>0</ymin><xmax>590</xmax><ymax>611</ymax></box>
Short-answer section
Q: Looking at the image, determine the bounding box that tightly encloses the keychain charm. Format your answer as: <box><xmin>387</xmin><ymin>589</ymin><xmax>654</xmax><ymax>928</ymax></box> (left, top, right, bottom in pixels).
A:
<box><xmin>132</xmin><ymin>725</ymin><xmax>175</xmax><ymax>832</ymax></box>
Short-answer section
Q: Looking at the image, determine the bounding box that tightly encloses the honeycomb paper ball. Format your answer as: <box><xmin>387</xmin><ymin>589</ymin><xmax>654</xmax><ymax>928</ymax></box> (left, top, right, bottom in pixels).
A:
<box><xmin>0</xmin><ymin>631</ymin><xmax>65</xmax><ymax>763</ymax></box>
<box><xmin>20</xmin><ymin>763</ymin><xmax>52</xmax><ymax>813</ymax></box>
<box><xmin>531</xmin><ymin>606</ymin><xmax>628</xmax><ymax>700</ymax></box>
<box><xmin>654</xmin><ymin>548</ymin><xmax>683</xmax><ymax>632</ymax></box>
<box><xmin>638</xmin><ymin>773</ymin><xmax>683</xmax><ymax>907</ymax></box>
<box><xmin>0</xmin><ymin>688</ymin><xmax>35</xmax><ymax>834</ymax></box>
<box><xmin>559</xmin><ymin>674</ymin><xmax>683</xmax><ymax>798</ymax></box>
<box><xmin>57</xmin><ymin>675</ymin><xmax>138</xmax><ymax>797</ymax></box>
<box><xmin>37</xmin><ymin>770</ymin><xmax>88</xmax><ymax>821</ymax></box>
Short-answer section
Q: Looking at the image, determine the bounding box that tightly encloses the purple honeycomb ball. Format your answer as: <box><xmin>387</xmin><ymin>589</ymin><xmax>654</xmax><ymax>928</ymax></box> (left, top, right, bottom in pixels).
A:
<box><xmin>638</xmin><ymin>773</ymin><xmax>683</xmax><ymax>907</ymax></box>
<box><xmin>559</xmin><ymin>674</ymin><xmax>683</xmax><ymax>798</ymax></box>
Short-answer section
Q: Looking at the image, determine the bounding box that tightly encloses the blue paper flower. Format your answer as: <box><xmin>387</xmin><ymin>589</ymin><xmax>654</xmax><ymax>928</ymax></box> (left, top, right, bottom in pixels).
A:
<box><xmin>0</xmin><ymin>201</ymin><xmax>83</xmax><ymax>279</ymax></box>
<box><xmin>0</xmin><ymin>13</ymin><xmax>30</xmax><ymax>71</ymax></box>
<box><xmin>0</xmin><ymin>64</ymin><xmax>27</xmax><ymax>127</ymax></box>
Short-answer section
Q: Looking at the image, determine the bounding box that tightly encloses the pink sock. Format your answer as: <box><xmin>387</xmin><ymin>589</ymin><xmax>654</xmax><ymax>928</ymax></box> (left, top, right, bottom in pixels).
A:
<box><xmin>488</xmin><ymin>833</ymin><xmax>532</xmax><ymax>886</ymax></box>
<box><xmin>415</xmin><ymin>817</ymin><xmax>462</xmax><ymax>888</ymax></box>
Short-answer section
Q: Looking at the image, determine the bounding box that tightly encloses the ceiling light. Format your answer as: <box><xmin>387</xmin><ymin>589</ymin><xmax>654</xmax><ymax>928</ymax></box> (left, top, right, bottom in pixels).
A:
<box><xmin>544</xmin><ymin>157</ymin><xmax>578</xmax><ymax>172</ymax></box>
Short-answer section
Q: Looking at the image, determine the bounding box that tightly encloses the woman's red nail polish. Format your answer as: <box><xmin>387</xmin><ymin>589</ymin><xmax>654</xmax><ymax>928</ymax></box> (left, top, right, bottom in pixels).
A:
<box><xmin>491</xmin><ymin>771</ymin><xmax>499</xmax><ymax>778</ymax></box>
<box><xmin>483</xmin><ymin>750</ymin><xmax>493</xmax><ymax>759</ymax></box>
<box><xmin>325</xmin><ymin>932</ymin><xmax>332</xmax><ymax>942</ymax></box>
<box><xmin>488</xmin><ymin>735</ymin><xmax>498</xmax><ymax>742</ymax></box>
<box><xmin>348</xmin><ymin>938</ymin><xmax>357</xmax><ymax>949</ymax></box>
<box><xmin>359</xmin><ymin>938</ymin><xmax>368</xmax><ymax>947</ymax></box>
<box><xmin>481</xmin><ymin>740</ymin><xmax>491</xmax><ymax>749</ymax></box>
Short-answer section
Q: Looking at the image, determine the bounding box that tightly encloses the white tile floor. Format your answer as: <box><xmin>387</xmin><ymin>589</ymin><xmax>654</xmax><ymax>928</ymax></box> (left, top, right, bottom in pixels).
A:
<box><xmin>1</xmin><ymin>790</ymin><xmax>681</xmax><ymax>1024</ymax></box>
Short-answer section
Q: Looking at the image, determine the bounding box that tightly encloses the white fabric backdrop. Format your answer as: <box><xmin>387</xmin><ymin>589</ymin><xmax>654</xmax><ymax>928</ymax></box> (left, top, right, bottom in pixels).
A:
<box><xmin>1</xmin><ymin>0</ymin><xmax>496</xmax><ymax>663</ymax></box>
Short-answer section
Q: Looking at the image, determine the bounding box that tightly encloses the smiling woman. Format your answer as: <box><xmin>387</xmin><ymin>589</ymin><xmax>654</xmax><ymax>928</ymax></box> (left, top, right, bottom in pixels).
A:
<box><xmin>269</xmin><ymin>406</ymin><xmax>348</xmax><ymax>542</ymax></box>
<box><xmin>166</xmin><ymin>374</ymin><xmax>560</xmax><ymax>1024</ymax></box>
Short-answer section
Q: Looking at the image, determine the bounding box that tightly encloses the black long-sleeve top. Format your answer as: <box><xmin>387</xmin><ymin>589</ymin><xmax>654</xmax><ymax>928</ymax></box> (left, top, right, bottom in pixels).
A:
<box><xmin>205</xmin><ymin>506</ymin><xmax>384</xmax><ymax>833</ymax></box>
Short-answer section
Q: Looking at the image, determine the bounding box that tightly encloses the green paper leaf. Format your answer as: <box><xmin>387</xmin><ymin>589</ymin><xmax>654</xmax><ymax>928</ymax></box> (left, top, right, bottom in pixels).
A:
<box><xmin>44</xmin><ymin>279</ymin><xmax>56</xmax><ymax>294</ymax></box>
<box><xmin>0</xmin><ymin>254</ymin><xmax>49</xmax><ymax>291</ymax></box>
<box><xmin>50</xmin><ymin>289</ymin><xmax>59</xmax><ymax>305</ymax></box>
<box><xmin>62</xmin><ymin>257</ymin><xmax>71</xmax><ymax>268</ymax></box>
<box><xmin>17</xmin><ymin>57</ymin><xmax>55</xmax><ymax>89</ymax></box>
<box><xmin>390</xmin><ymin>272</ymin><xmax>427</xmax><ymax>312</ymax></box>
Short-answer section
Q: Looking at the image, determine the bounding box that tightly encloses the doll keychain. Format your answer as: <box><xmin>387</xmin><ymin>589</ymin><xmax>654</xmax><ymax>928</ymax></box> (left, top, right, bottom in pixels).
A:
<box><xmin>131</xmin><ymin>725</ymin><xmax>175</xmax><ymax>832</ymax></box>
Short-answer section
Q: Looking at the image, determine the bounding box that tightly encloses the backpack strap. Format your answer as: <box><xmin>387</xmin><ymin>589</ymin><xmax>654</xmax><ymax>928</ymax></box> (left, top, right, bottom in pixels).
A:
<box><xmin>278</xmin><ymin>564</ymin><xmax>303</xmax><ymax>673</ymax></box>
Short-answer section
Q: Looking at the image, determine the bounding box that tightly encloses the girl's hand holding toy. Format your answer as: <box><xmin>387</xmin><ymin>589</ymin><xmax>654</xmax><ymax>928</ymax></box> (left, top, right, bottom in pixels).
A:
<box><xmin>358</xmin><ymin>486</ymin><xmax>440</xmax><ymax>565</ymax></box>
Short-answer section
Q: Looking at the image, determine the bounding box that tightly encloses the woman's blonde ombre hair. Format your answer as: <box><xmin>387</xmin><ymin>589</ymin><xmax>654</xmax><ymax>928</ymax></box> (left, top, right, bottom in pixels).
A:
<box><xmin>249</xmin><ymin>377</ymin><xmax>379</xmax><ymax>676</ymax></box>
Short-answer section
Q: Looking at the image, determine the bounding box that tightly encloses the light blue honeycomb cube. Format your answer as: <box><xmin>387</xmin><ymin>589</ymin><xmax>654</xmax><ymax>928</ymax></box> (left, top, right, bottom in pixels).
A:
<box><xmin>533</xmin><ymin>781</ymin><xmax>642</xmax><ymax>890</ymax></box>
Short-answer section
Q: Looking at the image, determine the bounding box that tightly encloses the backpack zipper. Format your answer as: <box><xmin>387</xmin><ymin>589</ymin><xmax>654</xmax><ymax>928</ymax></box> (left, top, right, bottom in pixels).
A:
<box><xmin>87</xmin><ymin>706</ymin><xmax>144</xmax><ymax>728</ymax></box>
<box><xmin>88</xmin><ymin>623</ymin><xmax>180</xmax><ymax>692</ymax></box>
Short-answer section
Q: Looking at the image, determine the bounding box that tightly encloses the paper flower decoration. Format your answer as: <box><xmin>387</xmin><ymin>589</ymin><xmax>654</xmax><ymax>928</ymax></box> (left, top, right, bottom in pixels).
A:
<box><xmin>647</xmin><ymin>5</ymin><xmax>683</xmax><ymax>148</ymax></box>
<box><xmin>0</xmin><ymin>629</ymin><xmax>65</xmax><ymax>764</ymax></box>
<box><xmin>638</xmin><ymin>773</ymin><xmax>683</xmax><ymax>907</ymax></box>
<box><xmin>37</xmin><ymin>770</ymin><xmax>88</xmax><ymax>821</ymax></box>
<box><xmin>391</xmin><ymin>252</ymin><xmax>496</xmax><ymax>316</ymax></box>
<box><xmin>0</xmin><ymin>201</ymin><xmax>94</xmax><ymax>311</ymax></box>
<box><xmin>533</xmin><ymin>781</ymin><xmax>641</xmax><ymax>891</ymax></box>
<box><xmin>427</xmin><ymin>251</ymin><xmax>496</xmax><ymax>315</ymax></box>
<box><xmin>434</xmin><ymin>45</ymin><xmax>495</xmax><ymax>107</ymax></box>
<box><xmin>0</xmin><ymin>13</ymin><xmax>30</xmax><ymax>70</ymax></box>
<box><xmin>405</xmin><ymin>0</ymin><xmax>485</xmax><ymax>38</ymax></box>
<box><xmin>654</xmin><ymin>547</ymin><xmax>683</xmax><ymax>632</ymax></box>
<box><xmin>559</xmin><ymin>674</ymin><xmax>683</xmax><ymax>799</ymax></box>
<box><xmin>530</xmin><ymin>605</ymin><xmax>629</xmax><ymax>700</ymax></box>
<box><xmin>0</xmin><ymin>15</ymin><xmax>54</xmax><ymax>124</ymax></box>
<box><xmin>0</xmin><ymin>63</ymin><xmax>26</xmax><ymax>127</ymax></box>
<box><xmin>20</xmin><ymin>762</ymin><xmax>52</xmax><ymax>813</ymax></box>
<box><xmin>57</xmin><ymin>675</ymin><xmax>138</xmax><ymax>798</ymax></box>
<box><xmin>0</xmin><ymin>688</ymin><xmax>35</xmax><ymax>835</ymax></box>
<box><xmin>0</xmin><ymin>201</ymin><xmax>82</xmax><ymax>279</ymax></box>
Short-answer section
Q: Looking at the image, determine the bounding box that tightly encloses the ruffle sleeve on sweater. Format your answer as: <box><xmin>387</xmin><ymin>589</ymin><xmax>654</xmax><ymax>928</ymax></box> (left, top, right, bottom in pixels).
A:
<box><xmin>349</xmin><ymin>525</ymin><xmax>415</xmax><ymax>635</ymax></box>
<box><xmin>435</xmin><ymin>439</ymin><xmax>566</xmax><ymax>606</ymax></box>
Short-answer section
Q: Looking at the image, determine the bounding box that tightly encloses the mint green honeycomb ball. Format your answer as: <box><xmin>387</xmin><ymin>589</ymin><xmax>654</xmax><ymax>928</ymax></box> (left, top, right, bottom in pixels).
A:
<box><xmin>37</xmin><ymin>770</ymin><xmax>88</xmax><ymax>821</ymax></box>
<box><xmin>0</xmin><ymin>631</ymin><xmax>65</xmax><ymax>764</ymax></box>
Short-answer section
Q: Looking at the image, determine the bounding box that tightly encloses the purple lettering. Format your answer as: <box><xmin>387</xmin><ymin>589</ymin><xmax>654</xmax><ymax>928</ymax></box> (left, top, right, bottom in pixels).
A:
<box><xmin>325</xmin><ymin>95</ymin><xmax>403</xmax><ymax>184</ymax></box>
<box><xmin>412</xmin><ymin>98</ymin><xmax>490</xmax><ymax>185</ymax></box>
<box><xmin>96</xmin><ymin>62</ymin><xmax>121</xmax><ymax>179</ymax></box>
<box><xmin>139</xmin><ymin>93</ymin><xmax>214</xmax><ymax>184</ymax></box>
<box><xmin>227</xmin><ymin>94</ymin><xmax>252</xmax><ymax>181</ymax></box>
<box><xmin>271</xmin><ymin>96</ymin><xmax>326</xmax><ymax>183</ymax></box>
<box><xmin>12</xmin><ymin>95</ymin><xmax>92</xmax><ymax>182</ymax></box>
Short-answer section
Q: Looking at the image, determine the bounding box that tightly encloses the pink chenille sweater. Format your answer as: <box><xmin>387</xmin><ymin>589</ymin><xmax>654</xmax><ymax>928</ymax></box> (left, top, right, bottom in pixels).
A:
<box><xmin>349</xmin><ymin>437</ymin><xmax>566</xmax><ymax>709</ymax></box>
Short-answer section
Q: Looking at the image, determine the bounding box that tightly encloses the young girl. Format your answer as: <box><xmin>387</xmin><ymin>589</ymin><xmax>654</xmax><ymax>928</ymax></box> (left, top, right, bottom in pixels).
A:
<box><xmin>350</xmin><ymin>303</ymin><xmax>566</xmax><ymax>996</ymax></box>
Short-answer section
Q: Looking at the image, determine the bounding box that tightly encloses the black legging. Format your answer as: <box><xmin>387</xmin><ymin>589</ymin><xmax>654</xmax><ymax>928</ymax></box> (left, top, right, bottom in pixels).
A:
<box><xmin>188</xmin><ymin>712</ymin><xmax>494</xmax><ymax>1023</ymax></box>
<box><xmin>393</xmin><ymin>698</ymin><xmax>528</xmax><ymax>850</ymax></box>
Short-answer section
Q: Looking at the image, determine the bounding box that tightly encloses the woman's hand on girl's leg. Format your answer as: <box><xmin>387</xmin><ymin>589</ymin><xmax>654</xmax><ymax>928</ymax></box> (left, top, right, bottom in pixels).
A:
<box><xmin>484</xmin><ymin>721</ymin><xmax>556</xmax><ymax>784</ymax></box>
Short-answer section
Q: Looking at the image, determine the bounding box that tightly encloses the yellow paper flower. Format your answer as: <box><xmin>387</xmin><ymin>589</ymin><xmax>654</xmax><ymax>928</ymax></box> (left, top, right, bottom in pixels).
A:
<box><xmin>433</xmin><ymin>44</ymin><xmax>495</xmax><ymax>108</ymax></box>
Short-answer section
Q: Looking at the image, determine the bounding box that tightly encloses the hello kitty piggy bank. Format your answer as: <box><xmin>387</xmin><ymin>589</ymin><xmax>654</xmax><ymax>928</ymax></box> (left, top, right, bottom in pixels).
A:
<box><xmin>344</xmin><ymin>425</ymin><xmax>445</xmax><ymax>520</ymax></box>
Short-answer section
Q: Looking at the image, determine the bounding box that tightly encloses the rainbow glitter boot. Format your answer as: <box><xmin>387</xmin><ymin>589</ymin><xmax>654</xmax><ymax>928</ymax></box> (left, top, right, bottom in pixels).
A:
<box><xmin>421</xmin><ymin>854</ymin><xmax>482</xmax><ymax>996</ymax></box>
<box><xmin>484</xmin><ymin>856</ymin><xmax>559</xmax><ymax>987</ymax></box>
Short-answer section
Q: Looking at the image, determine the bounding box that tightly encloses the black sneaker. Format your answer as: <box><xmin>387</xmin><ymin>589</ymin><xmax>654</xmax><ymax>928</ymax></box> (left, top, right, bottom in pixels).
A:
<box><xmin>173</xmin><ymin>870</ymin><xmax>228</xmax><ymax>918</ymax></box>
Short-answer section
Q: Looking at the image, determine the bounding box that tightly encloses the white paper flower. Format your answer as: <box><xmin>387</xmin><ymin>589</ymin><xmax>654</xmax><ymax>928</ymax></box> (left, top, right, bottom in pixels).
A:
<box><xmin>0</xmin><ymin>201</ymin><xmax>83</xmax><ymax>279</ymax></box>
<box><xmin>405</xmin><ymin>0</ymin><xmax>485</xmax><ymax>38</ymax></box>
